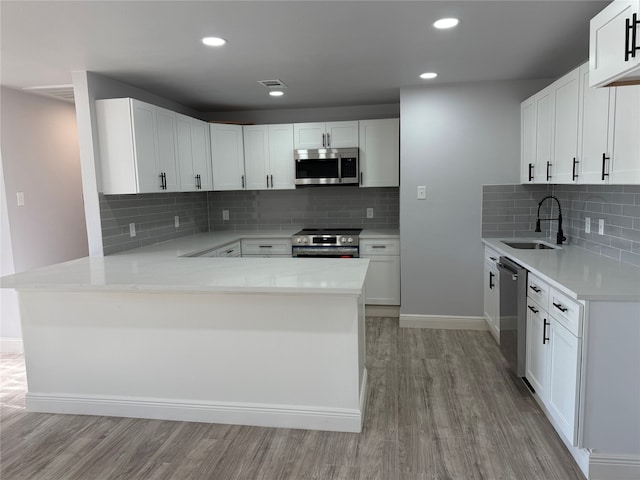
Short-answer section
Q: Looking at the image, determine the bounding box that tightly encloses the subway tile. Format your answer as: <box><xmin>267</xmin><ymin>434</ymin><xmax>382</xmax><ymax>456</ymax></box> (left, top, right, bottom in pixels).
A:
<box><xmin>623</xmin><ymin>204</ymin><xmax>640</xmax><ymax>218</ymax></box>
<box><xmin>621</xmin><ymin>251</ymin><xmax>640</xmax><ymax>267</ymax></box>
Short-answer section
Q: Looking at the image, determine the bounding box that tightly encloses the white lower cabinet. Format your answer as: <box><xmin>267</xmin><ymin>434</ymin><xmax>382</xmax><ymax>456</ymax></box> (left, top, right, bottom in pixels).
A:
<box><xmin>483</xmin><ymin>248</ymin><xmax>500</xmax><ymax>341</ymax></box>
<box><xmin>241</xmin><ymin>238</ymin><xmax>292</xmax><ymax>258</ymax></box>
<box><xmin>360</xmin><ymin>239</ymin><xmax>400</xmax><ymax>305</ymax></box>
<box><xmin>525</xmin><ymin>275</ymin><xmax>583</xmax><ymax>447</ymax></box>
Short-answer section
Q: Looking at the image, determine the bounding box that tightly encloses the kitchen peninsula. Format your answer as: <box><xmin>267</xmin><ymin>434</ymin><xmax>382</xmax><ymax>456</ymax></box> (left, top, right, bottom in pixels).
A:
<box><xmin>0</xmin><ymin>234</ymin><xmax>369</xmax><ymax>433</ymax></box>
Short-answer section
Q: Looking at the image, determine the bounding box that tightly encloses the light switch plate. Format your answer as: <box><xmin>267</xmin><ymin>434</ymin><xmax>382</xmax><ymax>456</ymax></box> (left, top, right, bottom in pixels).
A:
<box><xmin>16</xmin><ymin>192</ymin><xmax>24</xmax><ymax>206</ymax></box>
<box><xmin>129</xmin><ymin>223</ymin><xmax>136</xmax><ymax>237</ymax></box>
<box><xmin>598</xmin><ymin>219</ymin><xmax>604</xmax><ymax>235</ymax></box>
<box><xmin>222</xmin><ymin>210</ymin><xmax>229</xmax><ymax>221</ymax></box>
<box><xmin>174</xmin><ymin>215</ymin><xmax>179</xmax><ymax>228</ymax></box>
<box><xmin>417</xmin><ymin>186</ymin><xmax>426</xmax><ymax>200</ymax></box>
<box><xmin>366</xmin><ymin>208</ymin><xmax>374</xmax><ymax>218</ymax></box>
<box><xmin>585</xmin><ymin>217</ymin><xmax>591</xmax><ymax>234</ymax></box>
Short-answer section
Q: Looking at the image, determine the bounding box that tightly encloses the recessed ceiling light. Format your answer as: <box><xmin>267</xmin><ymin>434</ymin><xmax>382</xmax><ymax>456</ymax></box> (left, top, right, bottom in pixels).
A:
<box><xmin>420</xmin><ymin>72</ymin><xmax>438</xmax><ymax>80</ymax></box>
<box><xmin>269</xmin><ymin>90</ymin><xmax>284</xmax><ymax>97</ymax></box>
<box><xmin>202</xmin><ymin>37</ymin><xmax>227</xmax><ymax>47</ymax></box>
<box><xmin>433</xmin><ymin>18</ymin><xmax>459</xmax><ymax>29</ymax></box>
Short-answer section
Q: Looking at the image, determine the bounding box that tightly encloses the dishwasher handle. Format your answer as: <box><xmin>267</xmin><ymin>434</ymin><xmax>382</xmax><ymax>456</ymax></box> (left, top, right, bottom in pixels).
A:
<box><xmin>497</xmin><ymin>262</ymin><xmax>518</xmax><ymax>281</ymax></box>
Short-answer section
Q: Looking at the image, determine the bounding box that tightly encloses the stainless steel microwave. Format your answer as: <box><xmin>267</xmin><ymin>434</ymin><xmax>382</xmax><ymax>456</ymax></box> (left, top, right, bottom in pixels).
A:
<box><xmin>294</xmin><ymin>148</ymin><xmax>359</xmax><ymax>186</ymax></box>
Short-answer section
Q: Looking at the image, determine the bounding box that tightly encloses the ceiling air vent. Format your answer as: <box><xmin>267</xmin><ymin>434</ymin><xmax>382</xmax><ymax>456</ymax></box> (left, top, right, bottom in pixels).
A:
<box><xmin>257</xmin><ymin>79</ymin><xmax>287</xmax><ymax>88</ymax></box>
<box><xmin>22</xmin><ymin>84</ymin><xmax>75</xmax><ymax>103</ymax></box>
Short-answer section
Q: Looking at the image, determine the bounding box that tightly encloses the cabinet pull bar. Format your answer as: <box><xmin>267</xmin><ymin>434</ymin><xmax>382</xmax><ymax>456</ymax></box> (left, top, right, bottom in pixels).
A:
<box><xmin>529</xmin><ymin>285</ymin><xmax>541</xmax><ymax>293</ymax></box>
<box><xmin>489</xmin><ymin>256</ymin><xmax>497</xmax><ymax>261</ymax></box>
<box><xmin>489</xmin><ymin>271</ymin><xmax>495</xmax><ymax>289</ymax></box>
<box><xmin>602</xmin><ymin>153</ymin><xmax>610</xmax><ymax>181</ymax></box>
<box><xmin>226</xmin><ymin>249</ymin><xmax>234</xmax><ymax>254</ymax></box>
<box><xmin>543</xmin><ymin>319</ymin><xmax>550</xmax><ymax>344</ymax></box>
<box><xmin>625</xmin><ymin>13</ymin><xmax>640</xmax><ymax>61</ymax></box>
<box><xmin>360</xmin><ymin>172</ymin><xmax>363</xmax><ymax>185</ymax></box>
<box><xmin>552</xmin><ymin>302</ymin><xmax>568</xmax><ymax>313</ymax></box>
<box><xmin>267</xmin><ymin>175</ymin><xmax>269</xmax><ymax>188</ymax></box>
<box><xmin>546</xmin><ymin>161</ymin><xmax>552</xmax><ymax>181</ymax></box>
<box><xmin>572</xmin><ymin>158</ymin><xmax>579</xmax><ymax>181</ymax></box>
<box><xmin>327</xmin><ymin>133</ymin><xmax>331</xmax><ymax>147</ymax></box>
<box><xmin>270</xmin><ymin>175</ymin><xmax>273</xmax><ymax>188</ymax></box>
<box><xmin>241</xmin><ymin>175</ymin><xmax>245</xmax><ymax>189</ymax></box>
<box><xmin>322</xmin><ymin>133</ymin><xmax>326</xmax><ymax>147</ymax></box>
<box><xmin>527</xmin><ymin>305</ymin><xmax>538</xmax><ymax>313</ymax></box>
<box><xmin>528</xmin><ymin>163</ymin><xmax>534</xmax><ymax>182</ymax></box>
<box><xmin>259</xmin><ymin>245</ymin><xmax>273</xmax><ymax>248</ymax></box>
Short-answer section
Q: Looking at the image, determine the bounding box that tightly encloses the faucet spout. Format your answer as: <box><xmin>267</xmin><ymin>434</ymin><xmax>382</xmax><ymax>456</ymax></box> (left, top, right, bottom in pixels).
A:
<box><xmin>535</xmin><ymin>195</ymin><xmax>566</xmax><ymax>245</ymax></box>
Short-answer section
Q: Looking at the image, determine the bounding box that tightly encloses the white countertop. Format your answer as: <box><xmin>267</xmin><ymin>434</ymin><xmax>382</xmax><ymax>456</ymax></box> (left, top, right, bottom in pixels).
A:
<box><xmin>0</xmin><ymin>229</ymin><xmax>400</xmax><ymax>295</ymax></box>
<box><xmin>482</xmin><ymin>238</ymin><xmax>640</xmax><ymax>302</ymax></box>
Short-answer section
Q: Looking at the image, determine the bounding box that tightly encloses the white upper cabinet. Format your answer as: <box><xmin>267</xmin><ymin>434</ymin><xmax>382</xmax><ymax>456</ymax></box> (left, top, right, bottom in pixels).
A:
<box><xmin>577</xmin><ymin>63</ymin><xmax>616</xmax><ymax>183</ymax></box>
<box><xmin>521</xmin><ymin>96</ymin><xmax>537</xmax><ymax>183</ymax></box>
<box><xmin>589</xmin><ymin>0</ymin><xmax>640</xmax><ymax>87</ymax></box>
<box><xmin>96</xmin><ymin>98</ymin><xmax>182</xmax><ymax>194</ymax></box>
<box><xmin>358</xmin><ymin>118</ymin><xmax>399</xmax><ymax>187</ymax></box>
<box><xmin>176</xmin><ymin>114</ymin><xmax>212</xmax><ymax>191</ymax></box>
<box><xmin>534</xmin><ymin>85</ymin><xmax>555</xmax><ymax>183</ymax></box>
<box><xmin>210</xmin><ymin>124</ymin><xmax>245</xmax><ymax>191</ymax></box>
<box><xmin>550</xmin><ymin>68</ymin><xmax>581</xmax><ymax>184</ymax></box>
<box><xmin>609</xmin><ymin>85</ymin><xmax>640</xmax><ymax>183</ymax></box>
<box><xmin>293</xmin><ymin>121</ymin><xmax>358</xmax><ymax>149</ymax></box>
<box><xmin>243</xmin><ymin>124</ymin><xmax>295</xmax><ymax>190</ymax></box>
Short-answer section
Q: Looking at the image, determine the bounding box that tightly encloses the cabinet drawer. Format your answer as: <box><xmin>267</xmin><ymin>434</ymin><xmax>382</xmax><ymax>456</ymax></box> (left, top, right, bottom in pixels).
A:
<box><xmin>549</xmin><ymin>288</ymin><xmax>583</xmax><ymax>337</ymax></box>
<box><xmin>241</xmin><ymin>239</ymin><xmax>292</xmax><ymax>256</ymax></box>
<box><xmin>528</xmin><ymin>273</ymin><xmax>550</xmax><ymax>308</ymax></box>
<box><xmin>484</xmin><ymin>247</ymin><xmax>500</xmax><ymax>265</ymax></box>
<box><xmin>360</xmin><ymin>239</ymin><xmax>399</xmax><ymax>256</ymax></box>
<box><xmin>216</xmin><ymin>241</ymin><xmax>241</xmax><ymax>258</ymax></box>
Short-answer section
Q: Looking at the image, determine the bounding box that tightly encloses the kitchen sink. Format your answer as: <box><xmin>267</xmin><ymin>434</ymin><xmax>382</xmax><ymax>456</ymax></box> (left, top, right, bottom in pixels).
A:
<box><xmin>501</xmin><ymin>241</ymin><xmax>558</xmax><ymax>250</ymax></box>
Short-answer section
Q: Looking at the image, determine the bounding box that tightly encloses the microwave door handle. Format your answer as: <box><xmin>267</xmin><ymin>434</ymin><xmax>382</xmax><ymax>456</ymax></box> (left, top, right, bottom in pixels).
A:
<box><xmin>337</xmin><ymin>154</ymin><xmax>342</xmax><ymax>183</ymax></box>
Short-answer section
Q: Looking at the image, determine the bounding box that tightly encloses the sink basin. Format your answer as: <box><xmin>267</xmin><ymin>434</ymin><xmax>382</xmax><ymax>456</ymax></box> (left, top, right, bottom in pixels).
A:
<box><xmin>501</xmin><ymin>241</ymin><xmax>558</xmax><ymax>250</ymax></box>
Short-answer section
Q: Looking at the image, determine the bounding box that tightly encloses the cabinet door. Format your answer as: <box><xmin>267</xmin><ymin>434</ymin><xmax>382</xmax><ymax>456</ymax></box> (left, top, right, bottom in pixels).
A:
<box><xmin>268</xmin><ymin>124</ymin><xmax>295</xmax><ymax>190</ymax></box>
<box><xmin>526</xmin><ymin>300</ymin><xmax>547</xmax><ymax>399</ymax></box>
<box><xmin>521</xmin><ymin>96</ymin><xmax>536</xmax><ymax>183</ymax></box>
<box><xmin>589</xmin><ymin>0</ymin><xmax>640</xmax><ymax>87</ymax></box>
<box><xmin>155</xmin><ymin>107</ymin><xmax>180</xmax><ymax>191</ymax></box>
<box><xmin>552</xmin><ymin>68</ymin><xmax>581</xmax><ymax>184</ymax></box>
<box><xmin>547</xmin><ymin>319</ymin><xmax>581</xmax><ymax>446</ymax></box>
<box><xmin>359</xmin><ymin>119</ymin><xmax>399</xmax><ymax>187</ymax></box>
<box><xmin>578</xmin><ymin>63</ymin><xmax>615</xmax><ymax>184</ymax></box>
<box><xmin>243</xmin><ymin>125</ymin><xmax>270</xmax><ymax>190</ymax></box>
<box><xmin>176</xmin><ymin>114</ymin><xmax>196</xmax><ymax>191</ymax></box>
<box><xmin>325</xmin><ymin>121</ymin><xmax>359</xmax><ymax>148</ymax></box>
<box><xmin>294</xmin><ymin>123</ymin><xmax>326</xmax><ymax>149</ymax></box>
<box><xmin>483</xmin><ymin>261</ymin><xmax>500</xmax><ymax>338</ymax></box>
<box><xmin>610</xmin><ymin>85</ymin><xmax>640</xmax><ymax>183</ymax></box>
<box><xmin>363</xmin><ymin>255</ymin><xmax>400</xmax><ymax>305</ymax></box>
<box><xmin>211</xmin><ymin>124</ymin><xmax>245</xmax><ymax>191</ymax></box>
<box><xmin>191</xmin><ymin>119</ymin><xmax>213</xmax><ymax>191</ymax></box>
<box><xmin>534</xmin><ymin>86</ymin><xmax>555</xmax><ymax>183</ymax></box>
<box><xmin>131</xmin><ymin>100</ymin><xmax>161</xmax><ymax>193</ymax></box>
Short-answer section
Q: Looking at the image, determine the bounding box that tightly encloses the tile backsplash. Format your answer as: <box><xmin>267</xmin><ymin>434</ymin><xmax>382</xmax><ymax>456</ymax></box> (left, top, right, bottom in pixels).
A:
<box><xmin>208</xmin><ymin>186</ymin><xmax>399</xmax><ymax>231</ymax></box>
<box><xmin>482</xmin><ymin>184</ymin><xmax>640</xmax><ymax>267</ymax></box>
<box><xmin>100</xmin><ymin>192</ymin><xmax>209</xmax><ymax>255</ymax></box>
<box><xmin>100</xmin><ymin>187</ymin><xmax>399</xmax><ymax>254</ymax></box>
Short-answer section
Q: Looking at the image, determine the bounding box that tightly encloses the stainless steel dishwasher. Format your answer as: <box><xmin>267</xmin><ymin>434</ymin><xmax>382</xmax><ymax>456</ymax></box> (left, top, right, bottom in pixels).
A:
<box><xmin>497</xmin><ymin>256</ymin><xmax>527</xmax><ymax>377</ymax></box>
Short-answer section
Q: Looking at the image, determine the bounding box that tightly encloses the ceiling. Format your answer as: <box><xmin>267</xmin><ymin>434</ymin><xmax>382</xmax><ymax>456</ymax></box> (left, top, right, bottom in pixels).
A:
<box><xmin>1</xmin><ymin>0</ymin><xmax>610</xmax><ymax>112</ymax></box>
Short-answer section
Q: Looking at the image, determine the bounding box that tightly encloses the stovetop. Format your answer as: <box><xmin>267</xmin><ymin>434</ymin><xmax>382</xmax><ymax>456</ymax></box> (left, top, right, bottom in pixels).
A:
<box><xmin>294</xmin><ymin>228</ymin><xmax>362</xmax><ymax>236</ymax></box>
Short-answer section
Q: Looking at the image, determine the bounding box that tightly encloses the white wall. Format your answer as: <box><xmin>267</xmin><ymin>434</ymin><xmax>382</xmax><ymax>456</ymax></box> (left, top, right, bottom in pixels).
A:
<box><xmin>0</xmin><ymin>86</ymin><xmax>90</xmax><ymax>344</ymax></box>
<box><xmin>204</xmin><ymin>103</ymin><xmax>400</xmax><ymax>124</ymax></box>
<box><xmin>399</xmin><ymin>80</ymin><xmax>547</xmax><ymax>319</ymax></box>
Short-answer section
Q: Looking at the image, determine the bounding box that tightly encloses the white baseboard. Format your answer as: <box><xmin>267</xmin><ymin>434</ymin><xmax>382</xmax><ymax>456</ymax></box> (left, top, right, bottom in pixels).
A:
<box><xmin>0</xmin><ymin>337</ymin><xmax>23</xmax><ymax>353</ymax></box>
<box><xmin>399</xmin><ymin>314</ymin><xmax>488</xmax><ymax>330</ymax></box>
<box><xmin>359</xmin><ymin>368</ymin><xmax>368</xmax><ymax>429</ymax></box>
<box><xmin>589</xmin><ymin>452</ymin><xmax>640</xmax><ymax>480</ymax></box>
<box><xmin>365</xmin><ymin>305</ymin><xmax>400</xmax><ymax>318</ymax></box>
<box><xmin>25</xmin><ymin>392</ymin><xmax>363</xmax><ymax>433</ymax></box>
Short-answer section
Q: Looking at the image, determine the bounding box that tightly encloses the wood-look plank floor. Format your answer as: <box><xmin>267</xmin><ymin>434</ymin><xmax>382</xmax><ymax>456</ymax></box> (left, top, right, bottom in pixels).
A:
<box><xmin>0</xmin><ymin>319</ymin><xmax>585</xmax><ymax>480</ymax></box>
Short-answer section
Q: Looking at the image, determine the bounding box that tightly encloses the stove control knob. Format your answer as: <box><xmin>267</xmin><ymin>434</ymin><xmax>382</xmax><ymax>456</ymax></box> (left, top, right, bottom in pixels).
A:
<box><xmin>348</xmin><ymin>237</ymin><xmax>353</xmax><ymax>243</ymax></box>
<box><xmin>341</xmin><ymin>237</ymin><xmax>346</xmax><ymax>243</ymax></box>
<box><xmin>296</xmin><ymin>237</ymin><xmax>302</xmax><ymax>244</ymax></box>
<box><xmin>303</xmin><ymin>238</ymin><xmax>308</xmax><ymax>244</ymax></box>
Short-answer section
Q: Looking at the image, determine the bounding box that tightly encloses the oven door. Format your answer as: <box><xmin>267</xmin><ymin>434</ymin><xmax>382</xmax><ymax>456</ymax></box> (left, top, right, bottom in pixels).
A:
<box><xmin>292</xmin><ymin>246</ymin><xmax>359</xmax><ymax>258</ymax></box>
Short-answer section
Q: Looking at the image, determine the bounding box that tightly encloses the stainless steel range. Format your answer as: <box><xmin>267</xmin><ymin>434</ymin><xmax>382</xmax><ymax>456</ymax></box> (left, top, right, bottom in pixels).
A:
<box><xmin>291</xmin><ymin>228</ymin><xmax>362</xmax><ymax>258</ymax></box>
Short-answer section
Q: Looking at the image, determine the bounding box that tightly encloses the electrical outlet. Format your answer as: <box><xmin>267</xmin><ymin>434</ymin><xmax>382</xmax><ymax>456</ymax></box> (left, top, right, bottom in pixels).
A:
<box><xmin>174</xmin><ymin>215</ymin><xmax>179</xmax><ymax>228</ymax></box>
<box><xmin>585</xmin><ymin>217</ymin><xmax>591</xmax><ymax>234</ymax></box>
<box><xmin>366</xmin><ymin>208</ymin><xmax>374</xmax><ymax>218</ymax></box>
<box><xmin>598</xmin><ymin>219</ymin><xmax>605</xmax><ymax>235</ymax></box>
<box><xmin>129</xmin><ymin>223</ymin><xmax>136</xmax><ymax>237</ymax></box>
<box><xmin>16</xmin><ymin>192</ymin><xmax>25</xmax><ymax>206</ymax></box>
<box><xmin>417</xmin><ymin>186</ymin><xmax>426</xmax><ymax>200</ymax></box>
<box><xmin>222</xmin><ymin>210</ymin><xmax>229</xmax><ymax>221</ymax></box>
